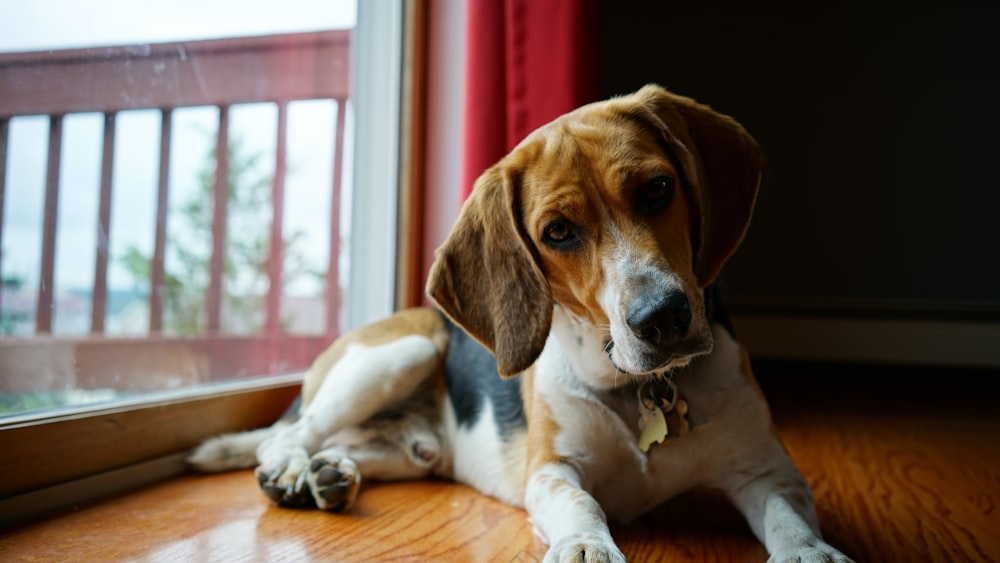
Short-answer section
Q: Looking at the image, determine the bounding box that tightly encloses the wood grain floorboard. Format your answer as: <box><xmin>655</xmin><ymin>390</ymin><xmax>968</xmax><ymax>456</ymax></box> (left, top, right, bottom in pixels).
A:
<box><xmin>2</xmin><ymin>364</ymin><xmax>998</xmax><ymax>562</ymax></box>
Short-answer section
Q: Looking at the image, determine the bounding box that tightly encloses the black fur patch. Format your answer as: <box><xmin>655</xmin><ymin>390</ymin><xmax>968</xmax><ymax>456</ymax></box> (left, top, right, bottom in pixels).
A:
<box><xmin>442</xmin><ymin>314</ymin><xmax>527</xmax><ymax>438</ymax></box>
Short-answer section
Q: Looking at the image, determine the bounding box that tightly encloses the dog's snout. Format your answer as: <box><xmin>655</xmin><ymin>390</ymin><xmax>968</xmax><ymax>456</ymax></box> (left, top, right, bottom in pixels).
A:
<box><xmin>626</xmin><ymin>291</ymin><xmax>692</xmax><ymax>344</ymax></box>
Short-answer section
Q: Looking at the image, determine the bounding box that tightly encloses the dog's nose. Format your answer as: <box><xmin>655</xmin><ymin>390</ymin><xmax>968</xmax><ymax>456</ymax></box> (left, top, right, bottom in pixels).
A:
<box><xmin>627</xmin><ymin>291</ymin><xmax>692</xmax><ymax>344</ymax></box>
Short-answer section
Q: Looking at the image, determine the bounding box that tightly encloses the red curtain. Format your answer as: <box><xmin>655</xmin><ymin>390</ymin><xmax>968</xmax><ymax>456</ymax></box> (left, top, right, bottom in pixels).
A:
<box><xmin>461</xmin><ymin>0</ymin><xmax>600</xmax><ymax>200</ymax></box>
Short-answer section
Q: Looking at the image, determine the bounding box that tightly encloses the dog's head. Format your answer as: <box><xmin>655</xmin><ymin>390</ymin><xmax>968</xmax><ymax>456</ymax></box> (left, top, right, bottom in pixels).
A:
<box><xmin>428</xmin><ymin>85</ymin><xmax>762</xmax><ymax>381</ymax></box>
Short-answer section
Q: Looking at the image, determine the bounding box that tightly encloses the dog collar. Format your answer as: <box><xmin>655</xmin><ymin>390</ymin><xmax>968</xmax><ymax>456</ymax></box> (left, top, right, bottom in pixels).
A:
<box><xmin>637</xmin><ymin>377</ymin><xmax>690</xmax><ymax>452</ymax></box>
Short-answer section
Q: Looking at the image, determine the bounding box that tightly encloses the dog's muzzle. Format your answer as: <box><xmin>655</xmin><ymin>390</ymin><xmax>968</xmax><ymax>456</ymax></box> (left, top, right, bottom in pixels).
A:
<box><xmin>608</xmin><ymin>289</ymin><xmax>712</xmax><ymax>374</ymax></box>
<box><xmin>626</xmin><ymin>290</ymin><xmax>692</xmax><ymax>345</ymax></box>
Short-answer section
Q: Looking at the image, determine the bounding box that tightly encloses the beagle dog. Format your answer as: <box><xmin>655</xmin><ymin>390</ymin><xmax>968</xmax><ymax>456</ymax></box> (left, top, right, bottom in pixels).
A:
<box><xmin>190</xmin><ymin>85</ymin><xmax>851</xmax><ymax>562</ymax></box>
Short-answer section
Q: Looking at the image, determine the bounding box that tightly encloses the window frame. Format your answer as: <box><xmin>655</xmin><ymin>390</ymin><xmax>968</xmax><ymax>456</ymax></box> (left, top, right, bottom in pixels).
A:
<box><xmin>1</xmin><ymin>0</ymin><xmax>413</xmax><ymax>523</ymax></box>
<box><xmin>0</xmin><ymin>374</ymin><xmax>301</xmax><ymax>525</ymax></box>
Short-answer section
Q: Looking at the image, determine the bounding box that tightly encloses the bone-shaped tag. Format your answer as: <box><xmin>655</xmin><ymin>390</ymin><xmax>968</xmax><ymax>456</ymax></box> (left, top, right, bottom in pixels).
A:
<box><xmin>638</xmin><ymin>405</ymin><xmax>669</xmax><ymax>452</ymax></box>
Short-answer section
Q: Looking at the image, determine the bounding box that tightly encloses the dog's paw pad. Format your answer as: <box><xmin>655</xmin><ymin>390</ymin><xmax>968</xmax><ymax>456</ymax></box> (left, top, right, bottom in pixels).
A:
<box><xmin>255</xmin><ymin>457</ymin><xmax>312</xmax><ymax>507</ymax></box>
<box><xmin>306</xmin><ymin>454</ymin><xmax>361</xmax><ymax>512</ymax></box>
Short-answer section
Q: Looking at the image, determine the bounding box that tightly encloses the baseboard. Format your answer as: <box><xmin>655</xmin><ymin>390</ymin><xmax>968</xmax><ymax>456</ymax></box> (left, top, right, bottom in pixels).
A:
<box><xmin>732</xmin><ymin>315</ymin><xmax>1000</xmax><ymax>367</ymax></box>
<box><xmin>0</xmin><ymin>452</ymin><xmax>189</xmax><ymax>528</ymax></box>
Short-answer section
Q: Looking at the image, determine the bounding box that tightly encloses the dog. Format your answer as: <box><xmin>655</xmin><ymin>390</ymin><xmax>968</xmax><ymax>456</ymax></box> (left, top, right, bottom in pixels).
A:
<box><xmin>189</xmin><ymin>84</ymin><xmax>851</xmax><ymax>563</ymax></box>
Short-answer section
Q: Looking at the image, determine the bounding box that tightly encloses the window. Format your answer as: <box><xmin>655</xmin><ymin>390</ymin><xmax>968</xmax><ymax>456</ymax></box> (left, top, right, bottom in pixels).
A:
<box><xmin>0</xmin><ymin>0</ymin><xmax>408</xmax><ymax>517</ymax></box>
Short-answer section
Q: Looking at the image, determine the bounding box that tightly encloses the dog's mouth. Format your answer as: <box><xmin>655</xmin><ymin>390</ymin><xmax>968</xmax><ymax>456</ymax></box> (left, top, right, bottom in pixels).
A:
<box><xmin>604</xmin><ymin>337</ymin><xmax>710</xmax><ymax>378</ymax></box>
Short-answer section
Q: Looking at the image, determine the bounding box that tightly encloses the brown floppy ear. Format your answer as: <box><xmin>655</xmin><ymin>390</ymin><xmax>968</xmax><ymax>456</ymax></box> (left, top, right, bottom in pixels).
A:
<box><xmin>426</xmin><ymin>165</ymin><xmax>552</xmax><ymax>377</ymax></box>
<box><xmin>635</xmin><ymin>84</ymin><xmax>763</xmax><ymax>287</ymax></box>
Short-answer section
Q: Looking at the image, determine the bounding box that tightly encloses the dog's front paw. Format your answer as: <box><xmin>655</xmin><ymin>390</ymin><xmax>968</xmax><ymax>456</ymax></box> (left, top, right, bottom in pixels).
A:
<box><xmin>255</xmin><ymin>454</ymin><xmax>311</xmax><ymax>507</ymax></box>
<box><xmin>544</xmin><ymin>535</ymin><xmax>626</xmax><ymax>563</ymax></box>
<box><xmin>305</xmin><ymin>453</ymin><xmax>361</xmax><ymax>512</ymax></box>
<box><xmin>769</xmin><ymin>543</ymin><xmax>854</xmax><ymax>563</ymax></box>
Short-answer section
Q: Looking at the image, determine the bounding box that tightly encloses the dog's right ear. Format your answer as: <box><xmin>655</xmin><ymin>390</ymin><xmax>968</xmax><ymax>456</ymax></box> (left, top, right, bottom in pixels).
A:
<box><xmin>427</xmin><ymin>165</ymin><xmax>553</xmax><ymax>378</ymax></box>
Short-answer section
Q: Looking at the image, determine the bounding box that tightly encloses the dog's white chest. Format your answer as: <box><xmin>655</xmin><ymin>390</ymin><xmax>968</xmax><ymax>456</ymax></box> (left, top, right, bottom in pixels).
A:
<box><xmin>534</xmin><ymin>323</ymin><xmax>758</xmax><ymax>523</ymax></box>
<box><xmin>558</xmin><ymin>403</ymin><xmax>707</xmax><ymax>522</ymax></box>
<box><xmin>531</xmin><ymin>348</ymin><xmax>682</xmax><ymax>521</ymax></box>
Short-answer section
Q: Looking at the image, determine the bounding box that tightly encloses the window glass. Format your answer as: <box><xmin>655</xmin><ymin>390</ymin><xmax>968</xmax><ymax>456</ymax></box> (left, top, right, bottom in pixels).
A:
<box><xmin>52</xmin><ymin>114</ymin><xmax>103</xmax><ymax>336</ymax></box>
<box><xmin>0</xmin><ymin>0</ymin><xmax>365</xmax><ymax>418</ymax></box>
<box><xmin>3</xmin><ymin>116</ymin><xmax>47</xmax><ymax>336</ymax></box>
<box><xmin>105</xmin><ymin>110</ymin><xmax>162</xmax><ymax>337</ymax></box>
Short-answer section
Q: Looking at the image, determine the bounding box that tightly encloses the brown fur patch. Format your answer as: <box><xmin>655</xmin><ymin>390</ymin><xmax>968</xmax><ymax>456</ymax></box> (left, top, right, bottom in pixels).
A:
<box><xmin>426</xmin><ymin>166</ymin><xmax>552</xmax><ymax>378</ymax></box>
<box><xmin>516</xmin><ymin>111</ymin><xmax>701</xmax><ymax>327</ymax></box>
<box><xmin>520</xmin><ymin>366</ymin><xmax>570</xmax><ymax>478</ymax></box>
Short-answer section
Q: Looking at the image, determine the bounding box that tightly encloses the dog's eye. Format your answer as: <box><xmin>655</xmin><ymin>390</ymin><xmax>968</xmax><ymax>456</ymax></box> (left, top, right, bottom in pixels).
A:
<box><xmin>638</xmin><ymin>176</ymin><xmax>675</xmax><ymax>214</ymax></box>
<box><xmin>542</xmin><ymin>220</ymin><xmax>579</xmax><ymax>250</ymax></box>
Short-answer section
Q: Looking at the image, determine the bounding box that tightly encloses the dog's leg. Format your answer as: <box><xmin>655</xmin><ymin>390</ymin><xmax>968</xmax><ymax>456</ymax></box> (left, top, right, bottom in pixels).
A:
<box><xmin>525</xmin><ymin>462</ymin><xmax>626</xmax><ymax>563</ymax></box>
<box><xmin>725</xmin><ymin>444</ymin><xmax>853</xmax><ymax>563</ymax></box>
<box><xmin>255</xmin><ymin>334</ymin><xmax>442</xmax><ymax>507</ymax></box>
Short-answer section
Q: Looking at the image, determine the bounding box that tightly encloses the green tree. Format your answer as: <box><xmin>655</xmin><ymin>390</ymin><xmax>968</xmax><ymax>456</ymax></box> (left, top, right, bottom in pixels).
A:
<box><xmin>1</xmin><ymin>273</ymin><xmax>28</xmax><ymax>335</ymax></box>
<box><xmin>121</xmin><ymin>135</ymin><xmax>318</xmax><ymax>334</ymax></box>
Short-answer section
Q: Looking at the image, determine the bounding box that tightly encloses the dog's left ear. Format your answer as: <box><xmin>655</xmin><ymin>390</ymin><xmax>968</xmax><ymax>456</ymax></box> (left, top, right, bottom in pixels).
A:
<box><xmin>635</xmin><ymin>84</ymin><xmax>763</xmax><ymax>287</ymax></box>
<box><xmin>426</xmin><ymin>164</ymin><xmax>553</xmax><ymax>378</ymax></box>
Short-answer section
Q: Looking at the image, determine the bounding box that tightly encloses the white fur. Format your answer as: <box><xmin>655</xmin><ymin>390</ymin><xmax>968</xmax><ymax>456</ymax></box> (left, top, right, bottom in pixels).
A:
<box><xmin>301</xmin><ymin>336</ymin><xmax>439</xmax><ymax>434</ymax></box>
<box><xmin>188</xmin><ymin>426</ymin><xmax>281</xmax><ymax>472</ymax></box>
<box><xmin>191</xmin><ymin>309</ymin><xmax>850</xmax><ymax>561</ymax></box>
<box><xmin>191</xmin><ymin>305</ymin><xmax>849</xmax><ymax>562</ymax></box>
<box><xmin>528</xmin><ymin>316</ymin><xmax>851</xmax><ymax>561</ymax></box>
<box><xmin>254</xmin><ymin>335</ymin><xmax>442</xmax><ymax>500</ymax></box>
<box><xmin>526</xmin><ymin>462</ymin><xmax>625</xmax><ymax>563</ymax></box>
<box><xmin>449</xmin><ymin>399</ymin><xmax>523</xmax><ymax>506</ymax></box>
<box><xmin>596</xmin><ymin>228</ymin><xmax>704</xmax><ymax>377</ymax></box>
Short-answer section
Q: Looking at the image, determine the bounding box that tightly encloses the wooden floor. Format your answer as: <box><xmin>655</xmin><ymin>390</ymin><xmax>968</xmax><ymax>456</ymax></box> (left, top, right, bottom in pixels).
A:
<box><xmin>3</xmin><ymin>363</ymin><xmax>999</xmax><ymax>562</ymax></box>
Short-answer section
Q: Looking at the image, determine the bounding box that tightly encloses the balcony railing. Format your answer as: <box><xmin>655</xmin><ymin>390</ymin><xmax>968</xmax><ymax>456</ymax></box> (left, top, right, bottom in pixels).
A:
<box><xmin>0</xmin><ymin>31</ymin><xmax>351</xmax><ymax>402</ymax></box>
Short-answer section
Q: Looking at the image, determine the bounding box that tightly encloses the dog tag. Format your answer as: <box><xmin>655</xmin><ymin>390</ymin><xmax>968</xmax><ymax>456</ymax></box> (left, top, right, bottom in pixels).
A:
<box><xmin>637</xmin><ymin>378</ymin><xmax>690</xmax><ymax>452</ymax></box>
<box><xmin>664</xmin><ymin>398</ymin><xmax>690</xmax><ymax>438</ymax></box>
<box><xmin>638</xmin><ymin>406</ymin><xmax>669</xmax><ymax>452</ymax></box>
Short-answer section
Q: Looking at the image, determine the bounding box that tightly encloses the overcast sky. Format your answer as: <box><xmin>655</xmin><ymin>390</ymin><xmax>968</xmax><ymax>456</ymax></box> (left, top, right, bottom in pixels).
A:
<box><xmin>0</xmin><ymin>0</ymin><xmax>355</xmax><ymax>52</ymax></box>
<box><xmin>1</xmin><ymin>0</ymin><xmax>356</xmax><ymax>298</ymax></box>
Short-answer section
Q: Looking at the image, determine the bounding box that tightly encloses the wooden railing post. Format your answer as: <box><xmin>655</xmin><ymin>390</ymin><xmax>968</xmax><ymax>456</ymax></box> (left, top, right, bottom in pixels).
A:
<box><xmin>206</xmin><ymin>105</ymin><xmax>230</xmax><ymax>334</ymax></box>
<box><xmin>149</xmin><ymin>109</ymin><xmax>172</xmax><ymax>334</ymax></box>
<box><xmin>90</xmin><ymin>112</ymin><xmax>116</xmax><ymax>334</ymax></box>
<box><xmin>266</xmin><ymin>101</ymin><xmax>288</xmax><ymax>337</ymax></box>
<box><xmin>37</xmin><ymin>115</ymin><xmax>63</xmax><ymax>334</ymax></box>
<box><xmin>326</xmin><ymin>98</ymin><xmax>348</xmax><ymax>335</ymax></box>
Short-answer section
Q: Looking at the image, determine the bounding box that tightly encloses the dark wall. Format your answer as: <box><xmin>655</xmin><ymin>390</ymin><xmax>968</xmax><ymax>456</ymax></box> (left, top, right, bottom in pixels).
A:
<box><xmin>600</xmin><ymin>0</ymin><xmax>1000</xmax><ymax>319</ymax></box>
